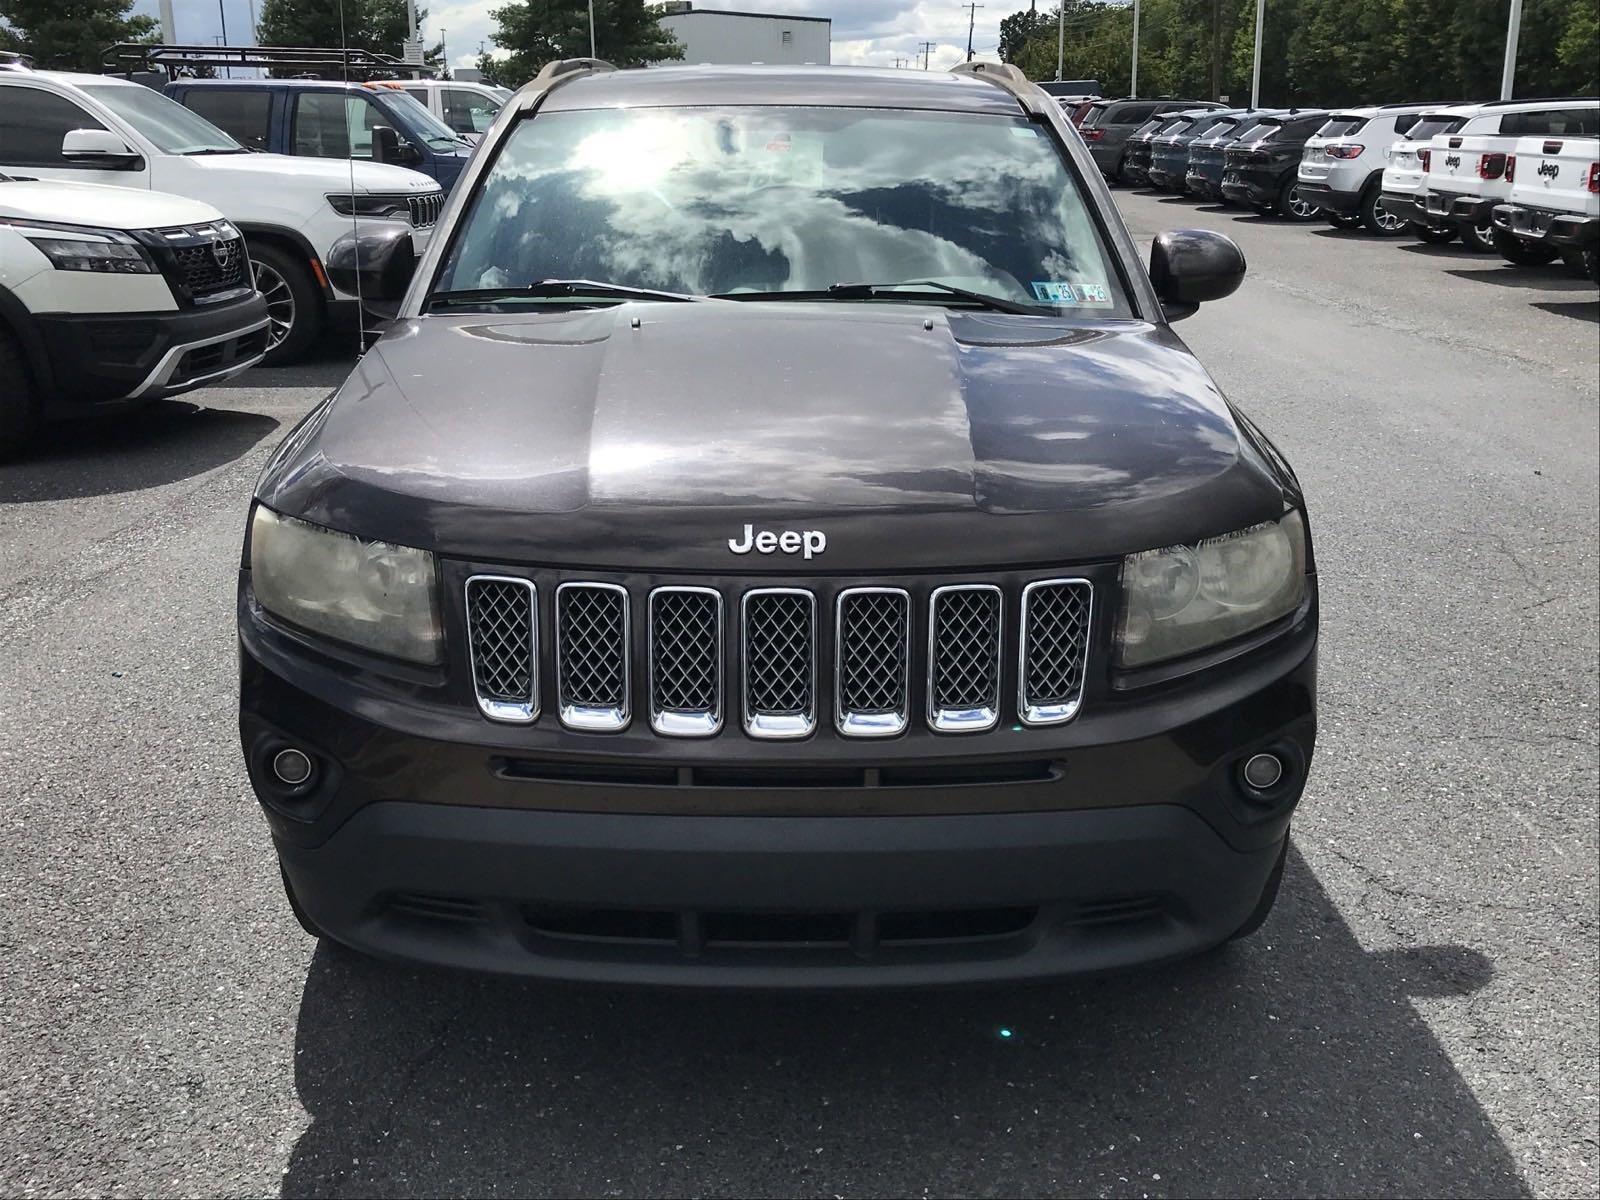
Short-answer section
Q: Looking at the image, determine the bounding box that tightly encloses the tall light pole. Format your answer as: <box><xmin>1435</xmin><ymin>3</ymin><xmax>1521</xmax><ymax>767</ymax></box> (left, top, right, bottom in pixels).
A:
<box><xmin>1056</xmin><ymin>3</ymin><xmax>1064</xmax><ymax>80</ymax></box>
<box><xmin>1249</xmin><ymin>0</ymin><xmax>1265</xmax><ymax>108</ymax></box>
<box><xmin>1130</xmin><ymin>0</ymin><xmax>1141</xmax><ymax>98</ymax></box>
<box><xmin>589</xmin><ymin>0</ymin><xmax>597</xmax><ymax>57</ymax></box>
<box><xmin>1500</xmin><ymin>0</ymin><xmax>1523</xmax><ymax>100</ymax></box>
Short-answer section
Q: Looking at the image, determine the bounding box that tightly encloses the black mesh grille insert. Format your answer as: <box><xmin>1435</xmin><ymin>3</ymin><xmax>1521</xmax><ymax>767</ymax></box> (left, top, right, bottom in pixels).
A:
<box><xmin>651</xmin><ymin>589</ymin><xmax>720</xmax><ymax>716</ymax></box>
<box><xmin>931</xmin><ymin>587</ymin><xmax>1002</xmax><ymax>712</ymax></box>
<box><xmin>171</xmin><ymin>236</ymin><xmax>247</xmax><ymax>298</ymax></box>
<box><xmin>744</xmin><ymin>591</ymin><xmax>814</xmax><ymax>716</ymax></box>
<box><xmin>838</xmin><ymin>590</ymin><xmax>908</xmax><ymax>716</ymax></box>
<box><xmin>1022</xmin><ymin>581</ymin><xmax>1092</xmax><ymax>712</ymax></box>
<box><xmin>558</xmin><ymin>585</ymin><xmax>628</xmax><ymax>709</ymax></box>
<box><xmin>467</xmin><ymin>578</ymin><xmax>535</xmax><ymax>703</ymax></box>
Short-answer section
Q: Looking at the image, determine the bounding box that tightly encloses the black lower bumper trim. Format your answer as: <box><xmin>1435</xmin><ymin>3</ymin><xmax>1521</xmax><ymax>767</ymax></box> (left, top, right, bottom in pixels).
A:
<box><xmin>34</xmin><ymin>294</ymin><xmax>269</xmax><ymax>409</ymax></box>
<box><xmin>1296</xmin><ymin>182</ymin><xmax>1359</xmax><ymax>214</ymax></box>
<box><xmin>1492</xmin><ymin>203</ymin><xmax>1599</xmax><ymax>248</ymax></box>
<box><xmin>279</xmin><ymin>800</ymin><xmax>1284</xmax><ymax>986</ymax></box>
<box><xmin>1381</xmin><ymin>192</ymin><xmax>1426</xmax><ymax>226</ymax></box>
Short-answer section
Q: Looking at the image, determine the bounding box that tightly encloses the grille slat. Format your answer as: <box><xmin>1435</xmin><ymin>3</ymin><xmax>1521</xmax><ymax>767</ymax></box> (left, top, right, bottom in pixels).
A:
<box><xmin>408</xmin><ymin>191</ymin><xmax>444</xmax><ymax>228</ymax></box>
<box><xmin>650</xmin><ymin>587</ymin><xmax>723</xmax><ymax>736</ymax></box>
<box><xmin>1019</xmin><ymin>579</ymin><xmax>1092</xmax><ymax>725</ymax></box>
<box><xmin>557</xmin><ymin>583</ymin><xmax>630</xmax><ymax>731</ymax></box>
<box><xmin>742</xmin><ymin>589</ymin><xmax>816</xmax><ymax>739</ymax></box>
<box><xmin>836</xmin><ymin>588</ymin><xmax>910</xmax><ymax>737</ymax></box>
<box><xmin>466</xmin><ymin>576</ymin><xmax>537</xmax><ymax>723</ymax></box>
<box><xmin>929</xmin><ymin>585</ymin><xmax>1003</xmax><ymax>733</ymax></box>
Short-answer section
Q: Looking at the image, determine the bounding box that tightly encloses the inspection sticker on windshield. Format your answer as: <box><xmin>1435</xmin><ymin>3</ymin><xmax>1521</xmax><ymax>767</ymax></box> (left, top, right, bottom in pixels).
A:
<box><xmin>1032</xmin><ymin>281</ymin><xmax>1113</xmax><ymax>306</ymax></box>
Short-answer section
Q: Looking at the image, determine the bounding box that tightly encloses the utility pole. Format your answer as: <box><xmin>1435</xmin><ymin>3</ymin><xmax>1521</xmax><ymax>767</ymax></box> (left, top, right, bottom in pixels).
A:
<box><xmin>1056</xmin><ymin>1</ymin><xmax>1064</xmax><ymax>80</ymax></box>
<box><xmin>964</xmin><ymin>3</ymin><xmax>983</xmax><ymax>62</ymax></box>
<box><xmin>1249</xmin><ymin>0</ymin><xmax>1264</xmax><ymax>108</ymax></box>
<box><xmin>1210</xmin><ymin>0</ymin><xmax>1222</xmax><ymax>101</ymax></box>
<box><xmin>588</xmin><ymin>0</ymin><xmax>597</xmax><ymax>57</ymax></box>
<box><xmin>918</xmin><ymin>40</ymin><xmax>936</xmax><ymax>69</ymax></box>
<box><xmin>1500</xmin><ymin>0</ymin><xmax>1522</xmax><ymax>99</ymax></box>
<box><xmin>1130</xmin><ymin>0</ymin><xmax>1140</xmax><ymax>97</ymax></box>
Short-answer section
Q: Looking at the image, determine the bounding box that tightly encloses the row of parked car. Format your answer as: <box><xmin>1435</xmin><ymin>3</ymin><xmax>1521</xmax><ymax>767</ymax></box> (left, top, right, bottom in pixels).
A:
<box><xmin>0</xmin><ymin>56</ymin><xmax>490</xmax><ymax>456</ymax></box>
<box><xmin>1074</xmin><ymin>95</ymin><xmax>1600</xmax><ymax>278</ymax></box>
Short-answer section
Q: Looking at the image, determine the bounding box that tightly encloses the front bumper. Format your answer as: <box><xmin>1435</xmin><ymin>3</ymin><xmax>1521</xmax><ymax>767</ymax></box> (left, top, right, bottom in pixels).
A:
<box><xmin>240</xmin><ymin>579</ymin><xmax>1317</xmax><ymax>986</ymax></box>
<box><xmin>33</xmin><ymin>294</ymin><xmax>269</xmax><ymax>409</ymax></box>
<box><xmin>1492</xmin><ymin>203</ymin><xmax>1600</xmax><ymax>248</ymax></box>
<box><xmin>1295</xmin><ymin>181</ymin><xmax>1360</xmax><ymax>215</ymax></box>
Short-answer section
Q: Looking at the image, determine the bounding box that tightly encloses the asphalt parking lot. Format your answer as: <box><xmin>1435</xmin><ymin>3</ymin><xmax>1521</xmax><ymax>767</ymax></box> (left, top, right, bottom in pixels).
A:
<box><xmin>1</xmin><ymin>189</ymin><xmax>1595</xmax><ymax>1199</ymax></box>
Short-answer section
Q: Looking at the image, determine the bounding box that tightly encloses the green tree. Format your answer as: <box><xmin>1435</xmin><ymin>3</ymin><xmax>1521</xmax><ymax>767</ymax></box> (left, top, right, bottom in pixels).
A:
<box><xmin>256</xmin><ymin>0</ymin><xmax>442</xmax><ymax>71</ymax></box>
<box><xmin>482</xmin><ymin>0</ymin><xmax>682</xmax><ymax>87</ymax></box>
<box><xmin>0</xmin><ymin>0</ymin><xmax>155</xmax><ymax>73</ymax></box>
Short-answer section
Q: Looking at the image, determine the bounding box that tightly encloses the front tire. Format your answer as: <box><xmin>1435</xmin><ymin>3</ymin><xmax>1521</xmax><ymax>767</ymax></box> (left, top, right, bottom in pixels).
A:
<box><xmin>1360</xmin><ymin>188</ymin><xmax>1408</xmax><ymax>236</ymax></box>
<box><xmin>1411</xmin><ymin>221</ymin><xmax>1457</xmax><ymax>244</ymax></box>
<box><xmin>0</xmin><ymin>328</ymin><xmax>39</xmax><ymax>461</ymax></box>
<box><xmin>248</xmin><ymin>241</ymin><xmax>323</xmax><ymax>365</ymax></box>
<box><xmin>1277</xmin><ymin>176</ymin><xmax>1322</xmax><ymax>221</ymax></box>
<box><xmin>1491</xmin><ymin>227</ymin><xmax>1559</xmax><ymax>266</ymax></box>
<box><xmin>1228</xmin><ymin>835</ymin><xmax>1288</xmax><ymax>942</ymax></box>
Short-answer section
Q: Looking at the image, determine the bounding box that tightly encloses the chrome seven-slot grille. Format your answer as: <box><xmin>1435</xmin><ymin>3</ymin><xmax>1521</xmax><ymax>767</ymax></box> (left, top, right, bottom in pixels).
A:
<box><xmin>464</xmin><ymin>576</ymin><xmax>1092</xmax><ymax>738</ymax></box>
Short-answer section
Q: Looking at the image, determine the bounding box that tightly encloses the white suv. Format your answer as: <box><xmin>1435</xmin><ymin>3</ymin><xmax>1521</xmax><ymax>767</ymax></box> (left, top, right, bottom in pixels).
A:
<box><xmin>1415</xmin><ymin>98</ymin><xmax>1600</xmax><ymax>253</ymax></box>
<box><xmin>1298</xmin><ymin>103</ymin><xmax>1460</xmax><ymax>235</ymax></box>
<box><xmin>0</xmin><ymin>68</ymin><xmax>445</xmax><ymax>362</ymax></box>
<box><xmin>1492</xmin><ymin>135</ymin><xmax>1600</xmax><ymax>278</ymax></box>
<box><xmin>0</xmin><ymin>173</ymin><xmax>268</xmax><ymax>457</ymax></box>
<box><xmin>396</xmin><ymin>78</ymin><xmax>506</xmax><ymax>143</ymax></box>
<box><xmin>1379</xmin><ymin>104</ymin><xmax>1483</xmax><ymax>244</ymax></box>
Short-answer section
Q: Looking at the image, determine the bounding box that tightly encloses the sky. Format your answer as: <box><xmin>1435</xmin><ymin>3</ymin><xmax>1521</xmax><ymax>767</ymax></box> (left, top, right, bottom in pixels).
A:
<box><xmin>130</xmin><ymin>0</ymin><xmax>1013</xmax><ymax>74</ymax></box>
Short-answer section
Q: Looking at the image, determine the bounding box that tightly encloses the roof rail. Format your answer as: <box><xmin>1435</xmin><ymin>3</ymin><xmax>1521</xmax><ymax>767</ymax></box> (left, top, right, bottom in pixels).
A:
<box><xmin>1377</xmin><ymin>100</ymin><xmax>1469</xmax><ymax>109</ymax></box>
<box><xmin>514</xmin><ymin>58</ymin><xmax>616</xmax><ymax>111</ymax></box>
<box><xmin>948</xmin><ymin>61</ymin><xmax>1051</xmax><ymax>115</ymax></box>
<box><xmin>0</xmin><ymin>50</ymin><xmax>34</xmax><ymax>69</ymax></box>
<box><xmin>1479</xmin><ymin>95</ymin><xmax>1599</xmax><ymax>108</ymax></box>
<box><xmin>102</xmin><ymin>42</ymin><xmax>433</xmax><ymax>80</ymax></box>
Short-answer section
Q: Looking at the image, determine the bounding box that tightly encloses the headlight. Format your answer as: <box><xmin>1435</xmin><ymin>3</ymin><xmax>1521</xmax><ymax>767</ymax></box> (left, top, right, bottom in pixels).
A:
<box><xmin>326</xmin><ymin>193</ymin><xmax>415</xmax><ymax>220</ymax></box>
<box><xmin>26</xmin><ymin>235</ymin><xmax>155</xmax><ymax>274</ymax></box>
<box><xmin>249</xmin><ymin>507</ymin><xmax>442</xmax><ymax>664</ymax></box>
<box><xmin>1116</xmin><ymin>512</ymin><xmax>1307</xmax><ymax>669</ymax></box>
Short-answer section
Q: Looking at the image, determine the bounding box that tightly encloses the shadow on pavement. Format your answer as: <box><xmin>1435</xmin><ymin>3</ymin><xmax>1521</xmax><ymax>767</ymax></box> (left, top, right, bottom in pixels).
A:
<box><xmin>1396</xmin><ymin>241</ymin><xmax>1486</xmax><ymax>260</ymax></box>
<box><xmin>1532</xmin><ymin>299</ymin><xmax>1599</xmax><ymax>322</ymax></box>
<box><xmin>281</xmin><ymin>847</ymin><xmax>1526</xmax><ymax>1198</ymax></box>
<box><xmin>0</xmin><ymin>402</ymin><xmax>281</xmax><ymax>503</ymax></box>
<box><xmin>1444</xmin><ymin>267</ymin><xmax>1595</xmax><ymax>292</ymax></box>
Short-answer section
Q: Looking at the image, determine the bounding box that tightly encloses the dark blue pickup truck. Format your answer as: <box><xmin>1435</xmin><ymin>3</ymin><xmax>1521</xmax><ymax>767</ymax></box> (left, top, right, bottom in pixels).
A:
<box><xmin>164</xmin><ymin>78</ymin><xmax>475</xmax><ymax>191</ymax></box>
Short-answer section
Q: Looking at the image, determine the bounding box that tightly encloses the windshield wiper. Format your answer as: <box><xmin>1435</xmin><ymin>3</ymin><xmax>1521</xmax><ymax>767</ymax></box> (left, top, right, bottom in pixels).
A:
<box><xmin>426</xmin><ymin>279</ymin><xmax>703</xmax><ymax>310</ymax></box>
<box><xmin>713</xmin><ymin>280</ymin><xmax>1051</xmax><ymax>316</ymax></box>
<box><xmin>182</xmin><ymin>147</ymin><xmax>250</xmax><ymax>156</ymax></box>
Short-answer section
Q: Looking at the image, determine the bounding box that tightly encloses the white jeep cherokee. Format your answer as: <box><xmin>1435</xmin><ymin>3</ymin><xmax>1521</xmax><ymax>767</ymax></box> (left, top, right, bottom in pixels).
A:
<box><xmin>0</xmin><ymin>172</ymin><xmax>269</xmax><ymax>457</ymax></box>
<box><xmin>1492</xmin><ymin>134</ymin><xmax>1600</xmax><ymax>279</ymax></box>
<box><xmin>1415</xmin><ymin>98</ymin><xmax>1599</xmax><ymax>253</ymax></box>
<box><xmin>1298</xmin><ymin>103</ymin><xmax>1461</xmax><ymax>236</ymax></box>
<box><xmin>0</xmin><ymin>67</ymin><xmax>444</xmax><ymax>362</ymax></box>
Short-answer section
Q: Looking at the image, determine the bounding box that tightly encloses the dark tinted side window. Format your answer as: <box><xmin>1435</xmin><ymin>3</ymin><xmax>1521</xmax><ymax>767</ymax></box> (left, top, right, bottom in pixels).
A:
<box><xmin>1318</xmin><ymin>116</ymin><xmax>1367</xmax><ymax>138</ymax></box>
<box><xmin>1501</xmin><ymin>107</ymin><xmax>1600</xmax><ymax>137</ymax></box>
<box><xmin>0</xmin><ymin>87</ymin><xmax>108</xmax><ymax>165</ymax></box>
<box><xmin>1393</xmin><ymin>113</ymin><xmax>1422</xmax><ymax>136</ymax></box>
<box><xmin>293</xmin><ymin>91</ymin><xmax>384</xmax><ymax>158</ymax></box>
<box><xmin>181</xmin><ymin>88</ymin><xmax>272</xmax><ymax>150</ymax></box>
<box><xmin>1113</xmin><ymin>102</ymin><xmax>1159</xmax><ymax>125</ymax></box>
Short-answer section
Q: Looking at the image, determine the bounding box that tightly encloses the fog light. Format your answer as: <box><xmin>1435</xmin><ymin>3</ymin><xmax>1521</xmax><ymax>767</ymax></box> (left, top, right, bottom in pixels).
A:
<box><xmin>1243</xmin><ymin>752</ymin><xmax>1284</xmax><ymax>790</ymax></box>
<box><xmin>271</xmin><ymin>747</ymin><xmax>314</xmax><ymax>787</ymax></box>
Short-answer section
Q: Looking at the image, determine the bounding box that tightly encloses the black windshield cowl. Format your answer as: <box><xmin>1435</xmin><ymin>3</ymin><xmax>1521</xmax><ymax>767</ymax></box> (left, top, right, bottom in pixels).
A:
<box><xmin>426</xmin><ymin>279</ymin><xmax>703</xmax><ymax>311</ymax></box>
<box><xmin>714</xmin><ymin>280</ymin><xmax>1052</xmax><ymax>316</ymax></box>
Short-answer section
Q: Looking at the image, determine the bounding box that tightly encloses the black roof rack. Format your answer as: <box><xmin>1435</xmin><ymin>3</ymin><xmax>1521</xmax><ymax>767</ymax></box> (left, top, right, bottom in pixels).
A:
<box><xmin>1377</xmin><ymin>100</ymin><xmax>1472</xmax><ymax>109</ymax></box>
<box><xmin>1478</xmin><ymin>95</ymin><xmax>1599</xmax><ymax>108</ymax></box>
<box><xmin>102</xmin><ymin>42</ymin><xmax>435</xmax><ymax>81</ymax></box>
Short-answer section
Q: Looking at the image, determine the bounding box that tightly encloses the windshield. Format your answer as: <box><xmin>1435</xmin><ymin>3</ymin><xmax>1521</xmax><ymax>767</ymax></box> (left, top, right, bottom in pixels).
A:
<box><xmin>1080</xmin><ymin>103</ymin><xmax>1111</xmax><ymax>128</ymax></box>
<box><xmin>80</xmin><ymin>83</ymin><xmax>242</xmax><ymax>154</ymax></box>
<box><xmin>435</xmin><ymin>106</ymin><xmax>1132</xmax><ymax>316</ymax></box>
<box><xmin>1161</xmin><ymin>119</ymin><xmax>1196</xmax><ymax>138</ymax></box>
<box><xmin>1199</xmin><ymin>117</ymin><xmax>1240</xmax><ymax>140</ymax></box>
<box><xmin>383</xmin><ymin>91</ymin><xmax>467</xmax><ymax>151</ymax></box>
<box><xmin>1130</xmin><ymin>118</ymin><xmax>1163</xmax><ymax>138</ymax></box>
<box><xmin>1318</xmin><ymin>116</ymin><xmax>1368</xmax><ymax>138</ymax></box>
<box><xmin>1406</xmin><ymin>115</ymin><xmax>1465</xmax><ymax>142</ymax></box>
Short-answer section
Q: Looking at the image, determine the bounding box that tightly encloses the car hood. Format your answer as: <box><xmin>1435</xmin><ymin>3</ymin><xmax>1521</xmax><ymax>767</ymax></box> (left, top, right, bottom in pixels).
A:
<box><xmin>185</xmin><ymin>153</ymin><xmax>440</xmax><ymax>193</ymax></box>
<box><xmin>0</xmin><ymin>178</ymin><xmax>222</xmax><ymax>228</ymax></box>
<box><xmin>256</xmin><ymin>303</ymin><xmax>1292</xmax><ymax>572</ymax></box>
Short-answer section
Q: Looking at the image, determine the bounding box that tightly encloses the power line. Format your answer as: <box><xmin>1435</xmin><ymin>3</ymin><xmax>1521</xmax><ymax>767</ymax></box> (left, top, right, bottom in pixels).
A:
<box><xmin>917</xmin><ymin>39</ymin><xmax>936</xmax><ymax>69</ymax></box>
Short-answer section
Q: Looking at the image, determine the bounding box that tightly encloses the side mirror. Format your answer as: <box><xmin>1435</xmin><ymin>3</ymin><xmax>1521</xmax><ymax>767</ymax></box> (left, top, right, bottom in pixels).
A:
<box><xmin>61</xmin><ymin>128</ymin><xmax>141</xmax><ymax>169</ymax></box>
<box><xmin>370</xmin><ymin>124</ymin><xmax>401</xmax><ymax>164</ymax></box>
<box><xmin>324</xmin><ymin>225</ymin><xmax>416</xmax><ymax>320</ymax></box>
<box><xmin>1149</xmin><ymin>229</ymin><xmax>1246</xmax><ymax>321</ymax></box>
